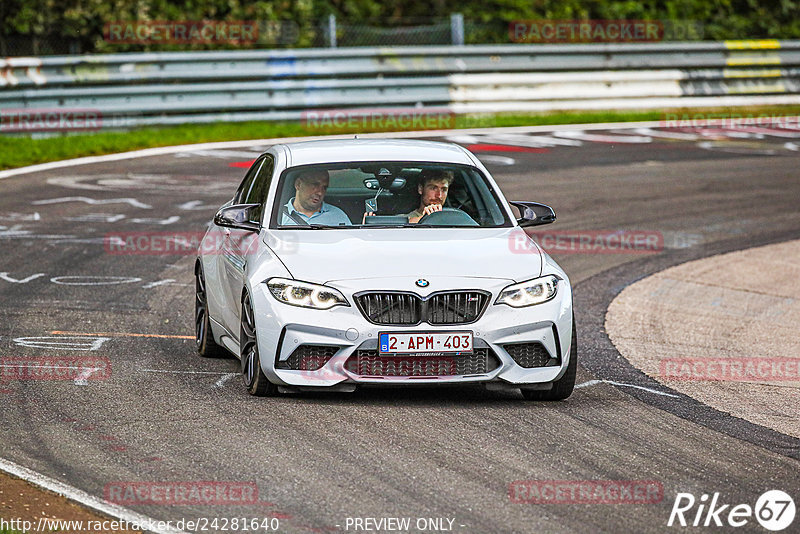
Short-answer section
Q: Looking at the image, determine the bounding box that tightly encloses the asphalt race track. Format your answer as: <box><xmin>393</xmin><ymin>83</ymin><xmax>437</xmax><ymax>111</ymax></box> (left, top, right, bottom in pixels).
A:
<box><xmin>1</xmin><ymin>125</ymin><xmax>798</xmax><ymax>533</ymax></box>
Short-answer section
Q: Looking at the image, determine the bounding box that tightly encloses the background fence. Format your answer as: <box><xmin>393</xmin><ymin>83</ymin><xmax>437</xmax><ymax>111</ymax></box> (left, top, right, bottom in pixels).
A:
<box><xmin>2</xmin><ymin>40</ymin><xmax>800</xmax><ymax>130</ymax></box>
<box><xmin>0</xmin><ymin>14</ymin><xmax>712</xmax><ymax>56</ymax></box>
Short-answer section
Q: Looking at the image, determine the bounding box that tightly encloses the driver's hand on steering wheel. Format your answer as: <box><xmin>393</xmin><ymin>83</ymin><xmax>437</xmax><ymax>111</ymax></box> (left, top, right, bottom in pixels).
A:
<box><xmin>422</xmin><ymin>204</ymin><xmax>443</xmax><ymax>217</ymax></box>
<box><xmin>409</xmin><ymin>203</ymin><xmax>442</xmax><ymax>224</ymax></box>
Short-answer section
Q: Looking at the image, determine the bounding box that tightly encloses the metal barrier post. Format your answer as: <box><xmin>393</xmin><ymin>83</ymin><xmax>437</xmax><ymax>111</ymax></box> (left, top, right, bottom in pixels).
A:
<box><xmin>328</xmin><ymin>15</ymin><xmax>337</xmax><ymax>48</ymax></box>
<box><xmin>451</xmin><ymin>13</ymin><xmax>464</xmax><ymax>46</ymax></box>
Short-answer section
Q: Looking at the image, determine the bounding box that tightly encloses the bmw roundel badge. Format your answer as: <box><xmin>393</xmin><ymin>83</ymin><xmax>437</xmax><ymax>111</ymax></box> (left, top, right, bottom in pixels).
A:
<box><xmin>415</xmin><ymin>279</ymin><xmax>430</xmax><ymax>288</ymax></box>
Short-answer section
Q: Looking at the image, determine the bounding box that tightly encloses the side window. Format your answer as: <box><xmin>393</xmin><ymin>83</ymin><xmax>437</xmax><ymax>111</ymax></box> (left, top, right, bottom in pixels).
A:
<box><xmin>243</xmin><ymin>155</ymin><xmax>274</xmax><ymax>222</ymax></box>
<box><xmin>233</xmin><ymin>157</ymin><xmax>265</xmax><ymax>205</ymax></box>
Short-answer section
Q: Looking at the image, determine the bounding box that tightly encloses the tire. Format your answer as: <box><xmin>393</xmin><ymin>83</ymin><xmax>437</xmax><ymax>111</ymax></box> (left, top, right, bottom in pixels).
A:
<box><xmin>521</xmin><ymin>314</ymin><xmax>577</xmax><ymax>401</ymax></box>
<box><xmin>240</xmin><ymin>291</ymin><xmax>278</xmax><ymax>397</ymax></box>
<box><xmin>195</xmin><ymin>263</ymin><xmax>227</xmax><ymax>358</ymax></box>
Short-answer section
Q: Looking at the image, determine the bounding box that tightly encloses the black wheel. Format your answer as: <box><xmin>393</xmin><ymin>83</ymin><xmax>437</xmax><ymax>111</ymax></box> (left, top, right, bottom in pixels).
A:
<box><xmin>240</xmin><ymin>292</ymin><xmax>277</xmax><ymax>397</ymax></box>
<box><xmin>195</xmin><ymin>263</ymin><xmax>226</xmax><ymax>358</ymax></box>
<box><xmin>522</xmin><ymin>314</ymin><xmax>577</xmax><ymax>401</ymax></box>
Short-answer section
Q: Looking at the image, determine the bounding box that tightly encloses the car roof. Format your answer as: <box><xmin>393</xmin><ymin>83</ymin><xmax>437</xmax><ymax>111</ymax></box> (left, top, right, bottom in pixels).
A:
<box><xmin>278</xmin><ymin>139</ymin><xmax>475</xmax><ymax>167</ymax></box>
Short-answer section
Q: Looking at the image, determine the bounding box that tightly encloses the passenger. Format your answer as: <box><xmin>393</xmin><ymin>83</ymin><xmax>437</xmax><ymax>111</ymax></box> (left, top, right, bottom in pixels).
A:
<box><xmin>282</xmin><ymin>169</ymin><xmax>351</xmax><ymax>226</ymax></box>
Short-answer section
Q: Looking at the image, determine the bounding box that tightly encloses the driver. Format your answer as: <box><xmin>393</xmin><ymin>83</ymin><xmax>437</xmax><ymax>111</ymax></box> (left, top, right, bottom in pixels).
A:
<box><xmin>406</xmin><ymin>169</ymin><xmax>454</xmax><ymax>223</ymax></box>
<box><xmin>282</xmin><ymin>169</ymin><xmax>351</xmax><ymax>226</ymax></box>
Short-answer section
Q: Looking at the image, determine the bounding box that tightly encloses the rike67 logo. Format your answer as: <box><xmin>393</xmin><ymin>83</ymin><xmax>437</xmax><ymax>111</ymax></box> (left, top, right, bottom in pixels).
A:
<box><xmin>668</xmin><ymin>490</ymin><xmax>795</xmax><ymax>531</ymax></box>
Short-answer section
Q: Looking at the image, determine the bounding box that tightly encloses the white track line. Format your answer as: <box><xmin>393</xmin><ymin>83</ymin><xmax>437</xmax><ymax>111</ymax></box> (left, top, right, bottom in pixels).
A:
<box><xmin>0</xmin><ymin>119</ymin><xmax>733</xmax><ymax>182</ymax></box>
<box><xmin>476</xmin><ymin>155</ymin><xmax>516</xmax><ymax>166</ymax></box>
<box><xmin>553</xmin><ymin>130</ymin><xmax>653</xmax><ymax>143</ymax></box>
<box><xmin>448</xmin><ymin>132</ymin><xmax>583</xmax><ymax>147</ymax></box>
<box><xmin>139</xmin><ymin>368</ymin><xmax>232</xmax><ymax>375</ymax></box>
<box><xmin>720</xmin><ymin>126</ymin><xmax>800</xmax><ymax>138</ymax></box>
<box><xmin>0</xmin><ymin>363</ymin><xmax>100</xmax><ymax>386</ymax></box>
<box><xmin>631</xmin><ymin>128</ymin><xmax>701</xmax><ymax>140</ymax></box>
<box><xmin>173</xmin><ymin>148</ymin><xmax>265</xmax><ymax>159</ymax></box>
<box><xmin>0</xmin><ymin>457</ymin><xmax>187</xmax><ymax>534</ymax></box>
<box><xmin>212</xmin><ymin>373</ymin><xmax>238</xmax><ymax>389</ymax></box>
<box><xmin>4</xmin><ymin>116</ymin><xmax>799</xmax><ymax>182</ymax></box>
<box><xmin>576</xmin><ymin>379</ymin><xmax>680</xmax><ymax>398</ymax></box>
<box><xmin>696</xmin><ymin>141</ymin><xmax>778</xmax><ymax>155</ymax></box>
<box><xmin>31</xmin><ymin>197</ymin><xmax>152</xmax><ymax>209</ymax></box>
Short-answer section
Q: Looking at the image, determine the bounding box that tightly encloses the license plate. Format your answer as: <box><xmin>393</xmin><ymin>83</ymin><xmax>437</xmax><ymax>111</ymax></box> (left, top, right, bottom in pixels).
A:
<box><xmin>378</xmin><ymin>332</ymin><xmax>473</xmax><ymax>355</ymax></box>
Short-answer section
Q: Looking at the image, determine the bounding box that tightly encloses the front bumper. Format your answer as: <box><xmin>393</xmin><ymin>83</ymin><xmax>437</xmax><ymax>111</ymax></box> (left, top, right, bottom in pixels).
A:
<box><xmin>251</xmin><ymin>278</ymin><xmax>573</xmax><ymax>388</ymax></box>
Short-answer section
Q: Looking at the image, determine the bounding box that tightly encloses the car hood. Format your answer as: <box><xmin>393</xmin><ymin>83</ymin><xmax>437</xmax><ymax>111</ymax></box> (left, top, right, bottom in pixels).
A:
<box><xmin>262</xmin><ymin>227</ymin><xmax>542</xmax><ymax>284</ymax></box>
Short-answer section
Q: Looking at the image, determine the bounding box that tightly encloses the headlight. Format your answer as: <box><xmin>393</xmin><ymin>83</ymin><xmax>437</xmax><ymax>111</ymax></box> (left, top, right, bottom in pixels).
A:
<box><xmin>496</xmin><ymin>275</ymin><xmax>560</xmax><ymax>308</ymax></box>
<box><xmin>266</xmin><ymin>278</ymin><xmax>349</xmax><ymax>310</ymax></box>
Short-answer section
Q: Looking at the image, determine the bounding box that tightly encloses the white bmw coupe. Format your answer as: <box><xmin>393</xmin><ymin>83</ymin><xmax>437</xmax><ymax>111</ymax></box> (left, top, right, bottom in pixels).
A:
<box><xmin>195</xmin><ymin>139</ymin><xmax>576</xmax><ymax>400</ymax></box>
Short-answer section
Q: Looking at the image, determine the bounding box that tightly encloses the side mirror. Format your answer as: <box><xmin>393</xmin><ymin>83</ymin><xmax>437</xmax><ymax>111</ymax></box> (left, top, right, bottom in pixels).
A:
<box><xmin>509</xmin><ymin>201</ymin><xmax>556</xmax><ymax>227</ymax></box>
<box><xmin>214</xmin><ymin>203</ymin><xmax>261</xmax><ymax>231</ymax></box>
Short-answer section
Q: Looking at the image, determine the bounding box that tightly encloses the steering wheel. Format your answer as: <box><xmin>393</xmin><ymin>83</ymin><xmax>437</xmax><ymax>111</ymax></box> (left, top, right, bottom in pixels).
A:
<box><xmin>418</xmin><ymin>207</ymin><xmax>479</xmax><ymax>226</ymax></box>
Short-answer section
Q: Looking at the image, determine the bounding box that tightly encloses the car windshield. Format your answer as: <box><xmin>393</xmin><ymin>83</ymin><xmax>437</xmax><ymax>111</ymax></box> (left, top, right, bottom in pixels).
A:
<box><xmin>270</xmin><ymin>162</ymin><xmax>512</xmax><ymax>229</ymax></box>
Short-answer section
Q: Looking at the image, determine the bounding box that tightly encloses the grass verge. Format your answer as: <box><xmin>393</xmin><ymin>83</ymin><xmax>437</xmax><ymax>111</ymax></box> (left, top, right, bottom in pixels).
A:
<box><xmin>1</xmin><ymin>106</ymin><xmax>798</xmax><ymax>171</ymax></box>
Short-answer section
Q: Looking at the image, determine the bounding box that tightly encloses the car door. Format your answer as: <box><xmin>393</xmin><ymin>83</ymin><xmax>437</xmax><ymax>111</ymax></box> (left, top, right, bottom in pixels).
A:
<box><xmin>219</xmin><ymin>155</ymin><xmax>274</xmax><ymax>336</ymax></box>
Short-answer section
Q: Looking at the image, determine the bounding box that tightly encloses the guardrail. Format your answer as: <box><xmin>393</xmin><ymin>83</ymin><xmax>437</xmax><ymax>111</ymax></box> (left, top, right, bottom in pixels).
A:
<box><xmin>2</xmin><ymin>40</ymin><xmax>800</xmax><ymax>129</ymax></box>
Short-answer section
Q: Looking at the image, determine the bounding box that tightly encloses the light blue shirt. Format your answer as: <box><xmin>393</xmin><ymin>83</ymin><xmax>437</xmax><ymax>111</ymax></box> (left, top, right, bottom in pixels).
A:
<box><xmin>281</xmin><ymin>198</ymin><xmax>351</xmax><ymax>226</ymax></box>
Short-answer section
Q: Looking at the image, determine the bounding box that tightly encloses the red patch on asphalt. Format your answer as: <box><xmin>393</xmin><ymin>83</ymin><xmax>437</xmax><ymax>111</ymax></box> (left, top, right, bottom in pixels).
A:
<box><xmin>229</xmin><ymin>160</ymin><xmax>256</xmax><ymax>168</ymax></box>
<box><xmin>466</xmin><ymin>144</ymin><xmax>549</xmax><ymax>153</ymax></box>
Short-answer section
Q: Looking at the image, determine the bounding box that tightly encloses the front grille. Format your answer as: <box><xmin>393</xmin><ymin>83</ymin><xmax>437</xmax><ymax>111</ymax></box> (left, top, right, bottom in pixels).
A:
<box><xmin>275</xmin><ymin>344</ymin><xmax>338</xmax><ymax>371</ymax></box>
<box><xmin>355</xmin><ymin>292</ymin><xmax>421</xmax><ymax>325</ymax></box>
<box><xmin>355</xmin><ymin>291</ymin><xmax>489</xmax><ymax>326</ymax></box>
<box><xmin>427</xmin><ymin>291</ymin><xmax>489</xmax><ymax>325</ymax></box>
<box><xmin>344</xmin><ymin>347</ymin><xmax>500</xmax><ymax>377</ymax></box>
<box><xmin>504</xmin><ymin>342</ymin><xmax>555</xmax><ymax>368</ymax></box>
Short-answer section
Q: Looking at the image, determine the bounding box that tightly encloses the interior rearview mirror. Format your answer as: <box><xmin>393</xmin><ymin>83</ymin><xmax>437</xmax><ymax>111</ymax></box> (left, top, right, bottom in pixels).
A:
<box><xmin>364</xmin><ymin>178</ymin><xmax>406</xmax><ymax>191</ymax></box>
